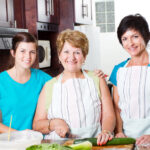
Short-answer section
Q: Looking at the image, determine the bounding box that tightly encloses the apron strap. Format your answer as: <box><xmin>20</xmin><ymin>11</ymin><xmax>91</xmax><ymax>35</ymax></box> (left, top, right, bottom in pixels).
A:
<box><xmin>57</xmin><ymin>73</ymin><xmax>63</xmax><ymax>82</ymax></box>
<box><xmin>58</xmin><ymin>70</ymin><xmax>88</xmax><ymax>83</ymax></box>
<box><xmin>82</xmin><ymin>70</ymin><xmax>89</xmax><ymax>79</ymax></box>
<box><xmin>148</xmin><ymin>51</ymin><xmax>150</xmax><ymax>64</ymax></box>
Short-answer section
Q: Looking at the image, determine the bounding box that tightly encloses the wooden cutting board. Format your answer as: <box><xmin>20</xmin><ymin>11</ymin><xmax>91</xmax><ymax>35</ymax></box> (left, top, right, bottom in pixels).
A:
<box><xmin>63</xmin><ymin>140</ymin><xmax>134</xmax><ymax>150</ymax></box>
<box><xmin>92</xmin><ymin>144</ymin><xmax>134</xmax><ymax>150</ymax></box>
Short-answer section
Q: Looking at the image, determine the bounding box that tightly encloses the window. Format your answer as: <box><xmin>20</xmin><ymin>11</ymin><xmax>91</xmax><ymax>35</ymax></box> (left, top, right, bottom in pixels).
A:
<box><xmin>95</xmin><ymin>0</ymin><xmax>115</xmax><ymax>32</ymax></box>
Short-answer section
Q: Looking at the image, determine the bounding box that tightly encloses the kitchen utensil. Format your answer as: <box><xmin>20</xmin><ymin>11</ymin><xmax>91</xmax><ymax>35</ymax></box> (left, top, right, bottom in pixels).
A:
<box><xmin>8</xmin><ymin>115</ymin><xmax>12</xmax><ymax>141</ymax></box>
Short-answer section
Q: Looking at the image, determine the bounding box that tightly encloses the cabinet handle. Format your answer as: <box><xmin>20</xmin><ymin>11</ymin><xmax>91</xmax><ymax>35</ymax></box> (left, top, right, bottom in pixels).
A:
<box><xmin>50</xmin><ymin>0</ymin><xmax>54</xmax><ymax>15</ymax></box>
<box><xmin>82</xmin><ymin>0</ymin><xmax>88</xmax><ymax>18</ymax></box>
<box><xmin>15</xmin><ymin>20</ymin><xmax>17</xmax><ymax>28</ymax></box>
<box><xmin>46</xmin><ymin>0</ymin><xmax>50</xmax><ymax>16</ymax></box>
<box><xmin>82</xmin><ymin>4</ymin><xmax>88</xmax><ymax>17</ymax></box>
<box><xmin>46</xmin><ymin>0</ymin><xmax>54</xmax><ymax>16</ymax></box>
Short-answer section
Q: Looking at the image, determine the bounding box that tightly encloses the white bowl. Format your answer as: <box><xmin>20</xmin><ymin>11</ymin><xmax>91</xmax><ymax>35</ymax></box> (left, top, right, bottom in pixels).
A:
<box><xmin>0</xmin><ymin>130</ymin><xmax>43</xmax><ymax>150</ymax></box>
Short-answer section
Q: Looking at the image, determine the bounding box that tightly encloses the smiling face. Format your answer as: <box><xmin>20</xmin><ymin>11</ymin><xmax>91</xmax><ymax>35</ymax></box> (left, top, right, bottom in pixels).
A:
<box><xmin>59</xmin><ymin>41</ymin><xmax>86</xmax><ymax>73</ymax></box>
<box><xmin>11</xmin><ymin>42</ymin><xmax>37</xmax><ymax>69</ymax></box>
<box><xmin>121</xmin><ymin>29</ymin><xmax>146</xmax><ymax>57</ymax></box>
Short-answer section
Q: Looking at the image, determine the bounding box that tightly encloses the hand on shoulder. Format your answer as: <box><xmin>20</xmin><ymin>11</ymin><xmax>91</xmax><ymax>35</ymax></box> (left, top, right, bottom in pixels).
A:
<box><xmin>94</xmin><ymin>69</ymin><xmax>107</xmax><ymax>79</ymax></box>
<box><xmin>85</xmin><ymin>69</ymin><xmax>106</xmax><ymax>79</ymax></box>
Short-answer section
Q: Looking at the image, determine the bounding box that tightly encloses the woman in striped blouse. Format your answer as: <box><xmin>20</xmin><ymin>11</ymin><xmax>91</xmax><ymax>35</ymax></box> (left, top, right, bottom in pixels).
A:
<box><xmin>109</xmin><ymin>14</ymin><xmax>150</xmax><ymax>146</ymax></box>
<box><xmin>33</xmin><ymin>29</ymin><xmax>115</xmax><ymax>145</ymax></box>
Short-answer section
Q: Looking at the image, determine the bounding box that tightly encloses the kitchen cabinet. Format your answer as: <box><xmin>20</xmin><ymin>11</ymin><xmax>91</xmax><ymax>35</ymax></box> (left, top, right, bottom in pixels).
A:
<box><xmin>74</xmin><ymin>0</ymin><xmax>92</xmax><ymax>24</ymax></box>
<box><xmin>37</xmin><ymin>0</ymin><xmax>59</xmax><ymax>24</ymax></box>
<box><xmin>0</xmin><ymin>0</ymin><xmax>15</xmax><ymax>27</ymax></box>
<box><xmin>0</xmin><ymin>0</ymin><xmax>74</xmax><ymax>76</ymax></box>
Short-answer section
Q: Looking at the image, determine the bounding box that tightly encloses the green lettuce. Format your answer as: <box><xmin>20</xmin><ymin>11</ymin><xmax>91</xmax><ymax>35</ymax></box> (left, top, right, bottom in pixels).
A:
<box><xmin>26</xmin><ymin>141</ymin><xmax>92</xmax><ymax>150</ymax></box>
<box><xmin>26</xmin><ymin>143</ymin><xmax>73</xmax><ymax>150</ymax></box>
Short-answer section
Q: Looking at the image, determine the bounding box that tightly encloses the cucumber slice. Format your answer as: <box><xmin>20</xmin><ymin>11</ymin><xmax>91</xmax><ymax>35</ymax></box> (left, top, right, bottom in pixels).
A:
<box><xmin>69</xmin><ymin>141</ymin><xmax>92</xmax><ymax>150</ymax></box>
<box><xmin>74</xmin><ymin>137</ymin><xmax>136</xmax><ymax>146</ymax></box>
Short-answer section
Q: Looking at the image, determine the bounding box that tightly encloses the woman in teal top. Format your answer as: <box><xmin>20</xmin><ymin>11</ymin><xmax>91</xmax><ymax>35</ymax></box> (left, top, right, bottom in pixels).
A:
<box><xmin>0</xmin><ymin>32</ymin><xmax>52</xmax><ymax>133</ymax></box>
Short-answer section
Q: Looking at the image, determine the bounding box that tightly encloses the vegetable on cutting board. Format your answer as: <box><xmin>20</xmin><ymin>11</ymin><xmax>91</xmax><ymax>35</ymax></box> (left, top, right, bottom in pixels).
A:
<box><xmin>26</xmin><ymin>143</ymin><xmax>72</xmax><ymax>150</ymax></box>
<box><xmin>26</xmin><ymin>142</ymin><xmax>92</xmax><ymax>150</ymax></box>
<box><xmin>68</xmin><ymin>141</ymin><xmax>92</xmax><ymax>150</ymax></box>
<box><xmin>74</xmin><ymin>137</ymin><xmax>136</xmax><ymax>146</ymax></box>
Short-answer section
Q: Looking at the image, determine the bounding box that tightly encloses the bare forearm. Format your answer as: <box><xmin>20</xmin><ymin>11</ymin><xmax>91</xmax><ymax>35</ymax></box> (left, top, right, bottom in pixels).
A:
<box><xmin>113</xmin><ymin>85</ymin><xmax>123</xmax><ymax>134</ymax></box>
<box><xmin>33</xmin><ymin>119</ymin><xmax>50</xmax><ymax>134</ymax></box>
<box><xmin>102</xmin><ymin>115</ymin><xmax>116</xmax><ymax>133</ymax></box>
<box><xmin>0</xmin><ymin>123</ymin><xmax>16</xmax><ymax>133</ymax></box>
<box><xmin>115</xmin><ymin>112</ymin><xmax>123</xmax><ymax>133</ymax></box>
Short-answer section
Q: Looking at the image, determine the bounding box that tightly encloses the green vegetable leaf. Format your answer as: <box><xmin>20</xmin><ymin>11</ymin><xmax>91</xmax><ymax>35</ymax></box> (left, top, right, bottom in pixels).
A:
<box><xmin>26</xmin><ymin>143</ymin><xmax>73</xmax><ymax>150</ymax></box>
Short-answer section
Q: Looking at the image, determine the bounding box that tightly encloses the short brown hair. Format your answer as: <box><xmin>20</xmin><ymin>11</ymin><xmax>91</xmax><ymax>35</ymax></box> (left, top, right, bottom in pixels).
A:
<box><xmin>117</xmin><ymin>14</ymin><xmax>150</xmax><ymax>45</ymax></box>
<box><xmin>56</xmin><ymin>29</ymin><xmax>89</xmax><ymax>57</ymax></box>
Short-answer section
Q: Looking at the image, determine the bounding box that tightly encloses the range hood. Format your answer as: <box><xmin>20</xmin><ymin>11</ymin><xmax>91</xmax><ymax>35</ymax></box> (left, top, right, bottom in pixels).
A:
<box><xmin>0</xmin><ymin>27</ymin><xmax>28</xmax><ymax>50</ymax></box>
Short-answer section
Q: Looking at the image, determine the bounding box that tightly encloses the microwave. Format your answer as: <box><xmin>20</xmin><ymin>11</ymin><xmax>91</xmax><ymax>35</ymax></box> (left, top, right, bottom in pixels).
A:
<box><xmin>38</xmin><ymin>40</ymin><xmax>51</xmax><ymax>68</ymax></box>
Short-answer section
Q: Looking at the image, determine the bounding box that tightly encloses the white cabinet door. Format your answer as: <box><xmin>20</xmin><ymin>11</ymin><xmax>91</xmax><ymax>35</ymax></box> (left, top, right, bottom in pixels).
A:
<box><xmin>0</xmin><ymin>0</ymin><xmax>14</xmax><ymax>27</ymax></box>
<box><xmin>74</xmin><ymin>0</ymin><xmax>92</xmax><ymax>24</ymax></box>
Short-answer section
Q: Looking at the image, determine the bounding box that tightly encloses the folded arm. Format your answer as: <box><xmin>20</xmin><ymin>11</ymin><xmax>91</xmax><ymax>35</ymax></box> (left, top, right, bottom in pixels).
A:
<box><xmin>32</xmin><ymin>84</ymin><xmax>70</xmax><ymax>137</ymax></box>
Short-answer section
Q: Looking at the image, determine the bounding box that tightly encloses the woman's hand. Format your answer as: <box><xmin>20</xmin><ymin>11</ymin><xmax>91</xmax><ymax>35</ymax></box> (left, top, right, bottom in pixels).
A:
<box><xmin>50</xmin><ymin>118</ymin><xmax>70</xmax><ymax>138</ymax></box>
<box><xmin>97</xmin><ymin>131</ymin><xmax>114</xmax><ymax>146</ymax></box>
<box><xmin>136</xmin><ymin>135</ymin><xmax>150</xmax><ymax>146</ymax></box>
<box><xmin>115</xmin><ymin>132</ymin><xmax>127</xmax><ymax>138</ymax></box>
<box><xmin>94</xmin><ymin>69</ymin><xmax>106</xmax><ymax>79</ymax></box>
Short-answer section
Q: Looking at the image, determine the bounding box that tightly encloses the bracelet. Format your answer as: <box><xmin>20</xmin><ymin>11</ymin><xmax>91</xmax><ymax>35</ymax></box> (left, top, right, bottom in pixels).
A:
<box><xmin>102</xmin><ymin>130</ymin><xmax>112</xmax><ymax>135</ymax></box>
<box><xmin>48</xmin><ymin>119</ymin><xmax>53</xmax><ymax>132</ymax></box>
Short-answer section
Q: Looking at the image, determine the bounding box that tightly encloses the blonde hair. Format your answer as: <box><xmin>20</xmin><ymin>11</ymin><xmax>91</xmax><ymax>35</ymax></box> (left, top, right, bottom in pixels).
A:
<box><xmin>56</xmin><ymin>29</ymin><xmax>89</xmax><ymax>57</ymax></box>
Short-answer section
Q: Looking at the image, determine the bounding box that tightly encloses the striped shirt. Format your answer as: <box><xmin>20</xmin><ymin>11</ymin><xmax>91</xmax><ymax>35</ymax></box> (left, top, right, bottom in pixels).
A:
<box><xmin>45</xmin><ymin>71</ymin><xmax>101</xmax><ymax>139</ymax></box>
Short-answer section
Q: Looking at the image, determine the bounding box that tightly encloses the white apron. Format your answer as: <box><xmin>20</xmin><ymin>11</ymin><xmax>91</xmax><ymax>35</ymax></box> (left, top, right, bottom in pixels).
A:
<box><xmin>117</xmin><ymin>57</ymin><xmax>150</xmax><ymax>138</ymax></box>
<box><xmin>45</xmin><ymin>71</ymin><xmax>101</xmax><ymax>140</ymax></box>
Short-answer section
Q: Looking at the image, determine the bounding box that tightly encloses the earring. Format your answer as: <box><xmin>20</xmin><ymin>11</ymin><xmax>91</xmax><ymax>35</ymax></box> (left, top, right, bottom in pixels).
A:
<box><xmin>59</xmin><ymin>60</ymin><xmax>61</xmax><ymax>64</ymax></box>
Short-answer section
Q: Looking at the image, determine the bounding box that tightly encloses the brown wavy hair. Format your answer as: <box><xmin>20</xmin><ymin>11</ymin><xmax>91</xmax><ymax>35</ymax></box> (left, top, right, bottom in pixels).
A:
<box><xmin>56</xmin><ymin>29</ymin><xmax>89</xmax><ymax>57</ymax></box>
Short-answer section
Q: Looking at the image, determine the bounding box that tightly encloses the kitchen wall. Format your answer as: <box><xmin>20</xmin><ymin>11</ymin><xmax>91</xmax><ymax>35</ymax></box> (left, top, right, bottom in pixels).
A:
<box><xmin>93</xmin><ymin>0</ymin><xmax>150</xmax><ymax>76</ymax></box>
<box><xmin>74</xmin><ymin>25</ymin><xmax>101</xmax><ymax>71</ymax></box>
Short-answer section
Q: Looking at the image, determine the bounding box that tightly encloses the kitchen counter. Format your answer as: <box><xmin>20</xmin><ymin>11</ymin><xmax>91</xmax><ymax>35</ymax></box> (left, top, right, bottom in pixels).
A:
<box><xmin>42</xmin><ymin>139</ymin><xmax>150</xmax><ymax>150</ymax></box>
<box><xmin>42</xmin><ymin>139</ymin><xmax>135</xmax><ymax>150</ymax></box>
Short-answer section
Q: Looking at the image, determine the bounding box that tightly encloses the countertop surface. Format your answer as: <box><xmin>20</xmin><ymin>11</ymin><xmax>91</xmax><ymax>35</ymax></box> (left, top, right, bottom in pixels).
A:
<box><xmin>43</xmin><ymin>139</ymin><xmax>135</xmax><ymax>150</ymax></box>
<box><xmin>42</xmin><ymin>139</ymin><xmax>150</xmax><ymax>150</ymax></box>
